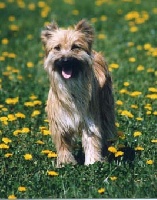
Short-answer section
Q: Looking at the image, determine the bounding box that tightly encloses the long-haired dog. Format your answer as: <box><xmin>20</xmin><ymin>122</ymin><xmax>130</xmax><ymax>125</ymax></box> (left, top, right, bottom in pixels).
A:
<box><xmin>41</xmin><ymin>20</ymin><xmax>116</xmax><ymax>167</ymax></box>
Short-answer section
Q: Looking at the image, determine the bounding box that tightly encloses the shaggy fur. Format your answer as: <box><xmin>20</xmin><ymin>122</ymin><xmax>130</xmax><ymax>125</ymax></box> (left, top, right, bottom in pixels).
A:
<box><xmin>41</xmin><ymin>20</ymin><xmax>117</xmax><ymax>167</ymax></box>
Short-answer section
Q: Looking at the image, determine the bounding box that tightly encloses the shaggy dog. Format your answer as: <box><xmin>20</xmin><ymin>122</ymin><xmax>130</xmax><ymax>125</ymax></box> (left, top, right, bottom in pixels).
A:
<box><xmin>41</xmin><ymin>20</ymin><xmax>116</xmax><ymax>167</ymax></box>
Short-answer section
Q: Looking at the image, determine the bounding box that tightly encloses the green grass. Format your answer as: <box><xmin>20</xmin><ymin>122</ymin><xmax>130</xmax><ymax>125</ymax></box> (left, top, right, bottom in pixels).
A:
<box><xmin>0</xmin><ymin>0</ymin><xmax>157</xmax><ymax>198</ymax></box>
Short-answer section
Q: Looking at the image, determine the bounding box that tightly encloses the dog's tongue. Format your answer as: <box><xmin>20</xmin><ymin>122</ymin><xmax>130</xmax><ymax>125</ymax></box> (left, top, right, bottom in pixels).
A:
<box><xmin>62</xmin><ymin>67</ymin><xmax>72</xmax><ymax>79</ymax></box>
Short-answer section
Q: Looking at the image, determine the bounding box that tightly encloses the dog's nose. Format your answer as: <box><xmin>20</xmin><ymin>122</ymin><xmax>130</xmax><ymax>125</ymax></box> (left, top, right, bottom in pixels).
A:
<box><xmin>55</xmin><ymin>57</ymin><xmax>74</xmax><ymax>68</ymax></box>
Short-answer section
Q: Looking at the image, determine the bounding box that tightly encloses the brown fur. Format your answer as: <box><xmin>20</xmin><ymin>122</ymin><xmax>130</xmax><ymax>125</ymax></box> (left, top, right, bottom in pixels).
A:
<box><xmin>41</xmin><ymin>20</ymin><xmax>117</xmax><ymax>167</ymax></box>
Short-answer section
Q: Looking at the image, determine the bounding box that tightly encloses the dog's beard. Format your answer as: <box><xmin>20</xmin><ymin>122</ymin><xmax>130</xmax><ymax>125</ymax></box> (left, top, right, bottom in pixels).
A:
<box><xmin>44</xmin><ymin>51</ymin><xmax>93</xmax><ymax>117</ymax></box>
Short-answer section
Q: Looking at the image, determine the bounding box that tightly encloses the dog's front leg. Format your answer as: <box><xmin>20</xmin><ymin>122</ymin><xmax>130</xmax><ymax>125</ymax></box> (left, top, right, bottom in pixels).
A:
<box><xmin>53</xmin><ymin>132</ymin><xmax>77</xmax><ymax>167</ymax></box>
<box><xmin>82</xmin><ymin>120</ymin><xmax>102</xmax><ymax>165</ymax></box>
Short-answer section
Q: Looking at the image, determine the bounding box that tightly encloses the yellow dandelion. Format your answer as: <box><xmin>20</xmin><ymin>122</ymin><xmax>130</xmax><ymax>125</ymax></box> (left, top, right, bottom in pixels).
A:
<box><xmin>9</xmin><ymin>24</ymin><xmax>19</xmax><ymax>31</ymax></box>
<box><xmin>128</xmin><ymin>42</ymin><xmax>134</xmax><ymax>47</ymax></box>
<box><xmin>28</xmin><ymin>3</ymin><xmax>36</xmax><ymax>10</ymax></box>
<box><xmin>2</xmin><ymin>38</ymin><xmax>9</xmax><ymax>45</ymax></box>
<box><xmin>31</xmin><ymin>110</ymin><xmax>41</xmax><ymax>117</ymax></box>
<box><xmin>130</xmin><ymin>26</ymin><xmax>138</xmax><ymax>32</ymax></box>
<box><xmin>8</xmin><ymin>114</ymin><xmax>17</xmax><ymax>121</ymax></box>
<box><xmin>137</xmin><ymin>65</ymin><xmax>145</xmax><ymax>71</ymax></box>
<box><xmin>124</xmin><ymin>82</ymin><xmax>130</xmax><ymax>86</ymax></box>
<box><xmin>5</xmin><ymin>97</ymin><xmax>19</xmax><ymax>105</ymax></box>
<box><xmin>0</xmin><ymin>143</ymin><xmax>9</xmax><ymax>149</ymax></box>
<box><xmin>21</xmin><ymin>127</ymin><xmax>30</xmax><ymax>133</ymax></box>
<box><xmin>121</xmin><ymin>110</ymin><xmax>134</xmax><ymax>118</ymax></box>
<box><xmin>130</xmin><ymin>91</ymin><xmax>142</xmax><ymax>97</ymax></box>
<box><xmin>146</xmin><ymin>160</ymin><xmax>154</xmax><ymax>165</ymax></box>
<box><xmin>146</xmin><ymin>94</ymin><xmax>157</xmax><ymax>99</ymax></box>
<box><xmin>24</xmin><ymin>153</ymin><xmax>33</xmax><ymax>160</ymax></box>
<box><xmin>33</xmin><ymin>100</ymin><xmax>42</xmax><ymax>105</ymax></box>
<box><xmin>115</xmin><ymin>151</ymin><xmax>124</xmax><ymax>157</ymax></box>
<box><xmin>100</xmin><ymin>15</ymin><xmax>107</xmax><ymax>21</ymax></box>
<box><xmin>146</xmin><ymin>111</ymin><xmax>151</xmax><ymax>115</ymax></box>
<box><xmin>0</xmin><ymin>117</ymin><xmax>8</xmax><ymax>122</ymax></box>
<box><xmin>151</xmin><ymin>139</ymin><xmax>157</xmax><ymax>143</ymax></box>
<box><xmin>91</xmin><ymin>18</ymin><xmax>98</xmax><ymax>23</ymax></box>
<box><xmin>136</xmin><ymin>117</ymin><xmax>143</xmax><ymax>121</ymax></box>
<box><xmin>27</xmin><ymin>62</ymin><xmax>34</xmax><ymax>68</ymax></box>
<box><xmin>5</xmin><ymin>153</ymin><xmax>13</xmax><ymax>158</ymax></box>
<box><xmin>131</xmin><ymin>104</ymin><xmax>138</xmax><ymax>109</ymax></box>
<box><xmin>72</xmin><ymin>9</ymin><xmax>79</xmax><ymax>15</ymax></box>
<box><xmin>42</xmin><ymin>129</ymin><xmax>51</xmax><ymax>135</ymax></box>
<box><xmin>129</xmin><ymin>57</ymin><xmax>136</xmax><ymax>62</ymax></box>
<box><xmin>153</xmin><ymin>111</ymin><xmax>157</xmax><ymax>115</ymax></box>
<box><xmin>148</xmin><ymin>87</ymin><xmax>157</xmax><ymax>93</ymax></box>
<box><xmin>133</xmin><ymin>131</ymin><xmax>142</xmax><ymax>137</ymax></box>
<box><xmin>8</xmin><ymin>194</ymin><xmax>17</xmax><ymax>199</ymax></box>
<box><xmin>135</xmin><ymin>146</ymin><xmax>144</xmax><ymax>151</ymax></box>
<box><xmin>115</xmin><ymin>122</ymin><xmax>120</xmax><ymax>127</ymax></box>
<box><xmin>109</xmin><ymin>63</ymin><xmax>119</xmax><ymax>69</ymax></box>
<box><xmin>144</xmin><ymin>43</ymin><xmax>151</xmax><ymax>50</ymax></box>
<box><xmin>108</xmin><ymin>146</ymin><xmax>117</xmax><ymax>153</ymax></box>
<box><xmin>119</xmin><ymin>89</ymin><xmax>129</xmax><ymax>94</ymax></box>
<box><xmin>47</xmin><ymin>170</ymin><xmax>59</xmax><ymax>176</ymax></box>
<box><xmin>24</xmin><ymin>101</ymin><xmax>35</xmax><ymax>107</ymax></box>
<box><xmin>98</xmin><ymin>188</ymin><xmax>105</xmax><ymax>194</ymax></box>
<box><xmin>0</xmin><ymin>2</ymin><xmax>6</xmax><ymax>9</ymax></box>
<box><xmin>97</xmin><ymin>33</ymin><xmax>106</xmax><ymax>40</ymax></box>
<box><xmin>110</xmin><ymin>176</ymin><xmax>117</xmax><ymax>181</ymax></box>
<box><xmin>8</xmin><ymin>16</ymin><xmax>15</xmax><ymax>21</ymax></box>
<box><xmin>13</xmin><ymin>129</ymin><xmax>22</xmax><ymax>136</ymax></box>
<box><xmin>41</xmin><ymin>150</ymin><xmax>52</xmax><ymax>154</ymax></box>
<box><xmin>36</xmin><ymin>140</ymin><xmax>45</xmax><ymax>145</ymax></box>
<box><xmin>18</xmin><ymin>186</ymin><xmax>27</xmax><ymax>192</ymax></box>
<box><xmin>48</xmin><ymin>152</ymin><xmax>57</xmax><ymax>158</ymax></box>
<box><xmin>15</xmin><ymin>112</ymin><xmax>26</xmax><ymax>118</ymax></box>
<box><xmin>2</xmin><ymin>137</ymin><xmax>12</xmax><ymax>144</ymax></box>
<box><xmin>116</xmin><ymin>100</ymin><xmax>123</xmax><ymax>105</ymax></box>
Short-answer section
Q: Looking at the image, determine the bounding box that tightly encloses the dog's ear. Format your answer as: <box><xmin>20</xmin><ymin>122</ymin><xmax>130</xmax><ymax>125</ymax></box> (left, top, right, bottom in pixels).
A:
<box><xmin>75</xmin><ymin>20</ymin><xmax>94</xmax><ymax>48</ymax></box>
<box><xmin>41</xmin><ymin>21</ymin><xmax>58</xmax><ymax>46</ymax></box>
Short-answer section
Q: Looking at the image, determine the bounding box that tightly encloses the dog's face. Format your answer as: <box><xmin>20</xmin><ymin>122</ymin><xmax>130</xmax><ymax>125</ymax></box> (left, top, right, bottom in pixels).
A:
<box><xmin>41</xmin><ymin>20</ymin><xmax>94</xmax><ymax>80</ymax></box>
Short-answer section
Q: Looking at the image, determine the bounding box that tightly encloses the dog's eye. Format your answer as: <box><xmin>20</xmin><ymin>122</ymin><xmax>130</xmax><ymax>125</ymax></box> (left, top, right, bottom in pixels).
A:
<box><xmin>54</xmin><ymin>45</ymin><xmax>61</xmax><ymax>51</ymax></box>
<box><xmin>71</xmin><ymin>44</ymin><xmax>81</xmax><ymax>50</ymax></box>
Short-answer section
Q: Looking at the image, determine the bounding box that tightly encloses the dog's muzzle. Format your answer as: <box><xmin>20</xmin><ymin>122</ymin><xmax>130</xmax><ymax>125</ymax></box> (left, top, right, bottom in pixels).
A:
<box><xmin>54</xmin><ymin>57</ymin><xmax>83</xmax><ymax>79</ymax></box>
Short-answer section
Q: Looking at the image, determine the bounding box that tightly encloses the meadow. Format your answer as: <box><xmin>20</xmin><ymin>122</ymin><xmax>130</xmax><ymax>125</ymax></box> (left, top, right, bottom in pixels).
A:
<box><xmin>0</xmin><ymin>0</ymin><xmax>157</xmax><ymax>198</ymax></box>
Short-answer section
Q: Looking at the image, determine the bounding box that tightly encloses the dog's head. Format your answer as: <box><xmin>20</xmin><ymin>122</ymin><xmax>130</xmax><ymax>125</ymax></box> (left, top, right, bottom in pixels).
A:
<box><xmin>41</xmin><ymin>20</ymin><xmax>94</xmax><ymax>80</ymax></box>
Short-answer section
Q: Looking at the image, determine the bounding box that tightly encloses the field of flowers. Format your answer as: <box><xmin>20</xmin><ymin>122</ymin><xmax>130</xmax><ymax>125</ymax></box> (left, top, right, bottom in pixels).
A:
<box><xmin>0</xmin><ymin>0</ymin><xmax>157</xmax><ymax>198</ymax></box>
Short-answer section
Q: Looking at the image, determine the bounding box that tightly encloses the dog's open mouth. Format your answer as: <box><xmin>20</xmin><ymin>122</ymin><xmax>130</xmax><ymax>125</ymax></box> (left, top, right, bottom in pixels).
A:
<box><xmin>62</xmin><ymin>65</ymin><xmax>73</xmax><ymax>79</ymax></box>
<box><xmin>54</xmin><ymin>57</ymin><xmax>82</xmax><ymax>79</ymax></box>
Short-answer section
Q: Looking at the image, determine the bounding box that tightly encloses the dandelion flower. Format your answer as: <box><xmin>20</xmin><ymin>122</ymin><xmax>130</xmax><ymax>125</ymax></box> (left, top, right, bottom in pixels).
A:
<box><xmin>31</xmin><ymin>110</ymin><xmax>41</xmax><ymax>117</ymax></box>
<box><xmin>8</xmin><ymin>194</ymin><xmax>17</xmax><ymax>199</ymax></box>
<box><xmin>36</xmin><ymin>140</ymin><xmax>45</xmax><ymax>145</ymax></box>
<box><xmin>135</xmin><ymin>146</ymin><xmax>144</xmax><ymax>151</ymax></box>
<box><xmin>24</xmin><ymin>154</ymin><xmax>33</xmax><ymax>160</ymax></box>
<box><xmin>2</xmin><ymin>137</ymin><xmax>12</xmax><ymax>144</ymax></box>
<box><xmin>0</xmin><ymin>143</ymin><xmax>9</xmax><ymax>149</ymax></box>
<box><xmin>115</xmin><ymin>151</ymin><xmax>124</xmax><ymax>157</ymax></box>
<box><xmin>98</xmin><ymin>188</ymin><xmax>105</xmax><ymax>194</ymax></box>
<box><xmin>151</xmin><ymin>139</ymin><xmax>157</xmax><ymax>143</ymax></box>
<box><xmin>116</xmin><ymin>100</ymin><xmax>123</xmax><ymax>105</ymax></box>
<box><xmin>48</xmin><ymin>152</ymin><xmax>57</xmax><ymax>158</ymax></box>
<box><xmin>146</xmin><ymin>160</ymin><xmax>154</xmax><ymax>165</ymax></box>
<box><xmin>2</xmin><ymin>38</ymin><xmax>9</xmax><ymax>45</ymax></box>
<box><xmin>5</xmin><ymin>153</ymin><xmax>13</xmax><ymax>158</ymax></box>
<box><xmin>18</xmin><ymin>186</ymin><xmax>27</xmax><ymax>192</ymax></box>
<box><xmin>47</xmin><ymin>171</ymin><xmax>59</xmax><ymax>176</ymax></box>
<box><xmin>133</xmin><ymin>131</ymin><xmax>142</xmax><ymax>137</ymax></box>
<box><xmin>110</xmin><ymin>176</ymin><xmax>117</xmax><ymax>181</ymax></box>
<box><xmin>108</xmin><ymin>146</ymin><xmax>117</xmax><ymax>153</ymax></box>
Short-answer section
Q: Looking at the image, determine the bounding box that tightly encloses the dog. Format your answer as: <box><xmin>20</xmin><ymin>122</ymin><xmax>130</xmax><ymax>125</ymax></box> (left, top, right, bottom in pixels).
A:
<box><xmin>41</xmin><ymin>19</ymin><xmax>116</xmax><ymax>167</ymax></box>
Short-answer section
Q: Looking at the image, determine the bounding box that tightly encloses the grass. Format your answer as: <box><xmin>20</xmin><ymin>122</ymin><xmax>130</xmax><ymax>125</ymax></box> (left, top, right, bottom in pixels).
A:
<box><xmin>0</xmin><ymin>0</ymin><xmax>157</xmax><ymax>198</ymax></box>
